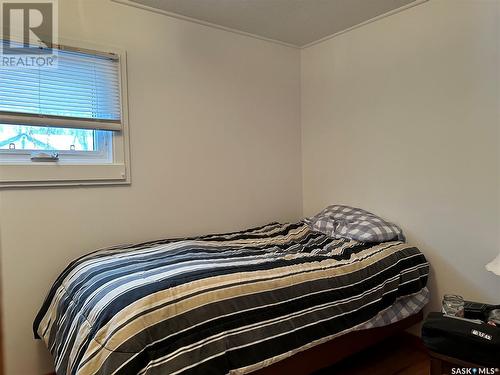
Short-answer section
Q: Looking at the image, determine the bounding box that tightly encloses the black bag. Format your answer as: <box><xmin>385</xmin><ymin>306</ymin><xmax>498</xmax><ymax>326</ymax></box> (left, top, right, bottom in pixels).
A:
<box><xmin>422</xmin><ymin>312</ymin><xmax>500</xmax><ymax>366</ymax></box>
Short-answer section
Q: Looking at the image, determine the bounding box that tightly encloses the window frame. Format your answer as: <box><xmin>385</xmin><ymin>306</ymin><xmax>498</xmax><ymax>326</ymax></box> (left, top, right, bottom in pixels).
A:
<box><xmin>0</xmin><ymin>38</ymin><xmax>131</xmax><ymax>188</ymax></box>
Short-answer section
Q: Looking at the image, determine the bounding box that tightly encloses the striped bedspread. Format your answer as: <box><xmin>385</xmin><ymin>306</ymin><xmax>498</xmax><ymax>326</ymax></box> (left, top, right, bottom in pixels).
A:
<box><xmin>34</xmin><ymin>222</ymin><xmax>429</xmax><ymax>375</ymax></box>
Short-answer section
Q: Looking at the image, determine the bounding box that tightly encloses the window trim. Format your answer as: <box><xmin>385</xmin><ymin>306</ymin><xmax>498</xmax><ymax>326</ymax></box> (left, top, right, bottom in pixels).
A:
<box><xmin>0</xmin><ymin>38</ymin><xmax>131</xmax><ymax>188</ymax></box>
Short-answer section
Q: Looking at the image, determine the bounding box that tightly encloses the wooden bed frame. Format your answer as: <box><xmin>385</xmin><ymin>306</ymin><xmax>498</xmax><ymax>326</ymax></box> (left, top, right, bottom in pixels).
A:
<box><xmin>254</xmin><ymin>310</ymin><xmax>424</xmax><ymax>374</ymax></box>
<box><xmin>44</xmin><ymin>311</ymin><xmax>423</xmax><ymax>375</ymax></box>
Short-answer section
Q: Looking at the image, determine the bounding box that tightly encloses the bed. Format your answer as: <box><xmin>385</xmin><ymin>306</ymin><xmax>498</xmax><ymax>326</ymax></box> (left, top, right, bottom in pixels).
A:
<box><xmin>34</xmin><ymin>221</ymin><xmax>429</xmax><ymax>375</ymax></box>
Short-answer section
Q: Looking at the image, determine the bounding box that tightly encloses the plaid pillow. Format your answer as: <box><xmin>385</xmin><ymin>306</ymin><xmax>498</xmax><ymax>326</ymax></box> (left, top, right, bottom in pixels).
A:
<box><xmin>306</xmin><ymin>205</ymin><xmax>405</xmax><ymax>243</ymax></box>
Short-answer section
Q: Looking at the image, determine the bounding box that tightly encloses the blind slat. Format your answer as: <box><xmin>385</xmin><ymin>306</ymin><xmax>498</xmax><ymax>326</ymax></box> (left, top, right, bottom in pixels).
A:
<box><xmin>0</xmin><ymin>71</ymin><xmax>121</xmax><ymax>89</ymax></box>
<box><xmin>0</xmin><ymin>78</ymin><xmax>120</xmax><ymax>92</ymax></box>
<box><xmin>0</xmin><ymin>111</ymin><xmax>121</xmax><ymax>131</ymax></box>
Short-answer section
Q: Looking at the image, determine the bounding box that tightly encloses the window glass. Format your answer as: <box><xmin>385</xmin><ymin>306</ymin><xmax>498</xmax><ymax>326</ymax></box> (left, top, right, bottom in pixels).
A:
<box><xmin>0</xmin><ymin>124</ymin><xmax>96</xmax><ymax>151</ymax></box>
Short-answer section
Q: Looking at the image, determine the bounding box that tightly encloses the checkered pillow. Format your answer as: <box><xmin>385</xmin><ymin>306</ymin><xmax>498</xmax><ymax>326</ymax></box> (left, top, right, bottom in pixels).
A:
<box><xmin>306</xmin><ymin>205</ymin><xmax>405</xmax><ymax>243</ymax></box>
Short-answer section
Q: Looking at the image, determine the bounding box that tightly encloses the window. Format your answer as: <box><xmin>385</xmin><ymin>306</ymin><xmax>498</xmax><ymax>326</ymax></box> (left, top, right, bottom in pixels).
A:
<box><xmin>1</xmin><ymin>125</ymin><xmax>98</xmax><ymax>152</ymax></box>
<box><xmin>0</xmin><ymin>40</ymin><xmax>130</xmax><ymax>188</ymax></box>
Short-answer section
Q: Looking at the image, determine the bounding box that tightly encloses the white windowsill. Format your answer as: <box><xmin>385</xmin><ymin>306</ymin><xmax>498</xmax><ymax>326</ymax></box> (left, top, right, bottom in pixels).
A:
<box><xmin>0</xmin><ymin>163</ymin><xmax>130</xmax><ymax>188</ymax></box>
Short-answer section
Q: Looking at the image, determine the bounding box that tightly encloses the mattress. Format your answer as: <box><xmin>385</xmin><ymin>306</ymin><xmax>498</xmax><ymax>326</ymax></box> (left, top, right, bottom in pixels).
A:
<box><xmin>34</xmin><ymin>221</ymin><xmax>429</xmax><ymax>375</ymax></box>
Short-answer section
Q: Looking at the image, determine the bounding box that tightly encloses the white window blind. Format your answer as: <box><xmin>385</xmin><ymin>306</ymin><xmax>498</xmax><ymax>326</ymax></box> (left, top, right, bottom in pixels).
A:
<box><xmin>0</xmin><ymin>43</ymin><xmax>122</xmax><ymax>131</ymax></box>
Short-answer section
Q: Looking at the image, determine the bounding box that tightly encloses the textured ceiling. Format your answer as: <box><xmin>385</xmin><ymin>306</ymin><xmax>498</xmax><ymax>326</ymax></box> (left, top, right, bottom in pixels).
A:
<box><xmin>127</xmin><ymin>0</ymin><xmax>417</xmax><ymax>47</ymax></box>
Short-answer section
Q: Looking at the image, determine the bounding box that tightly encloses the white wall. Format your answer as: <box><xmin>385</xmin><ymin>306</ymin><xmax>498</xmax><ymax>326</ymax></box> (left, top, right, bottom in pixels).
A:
<box><xmin>0</xmin><ymin>1</ymin><xmax>302</xmax><ymax>374</ymax></box>
<box><xmin>301</xmin><ymin>0</ymin><xmax>500</xmax><ymax>313</ymax></box>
